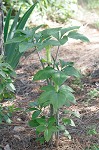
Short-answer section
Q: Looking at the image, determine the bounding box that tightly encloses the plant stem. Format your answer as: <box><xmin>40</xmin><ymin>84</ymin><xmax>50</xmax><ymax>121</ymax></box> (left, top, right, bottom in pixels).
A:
<box><xmin>54</xmin><ymin>46</ymin><xmax>60</xmax><ymax>64</ymax></box>
<box><xmin>55</xmin><ymin>110</ymin><xmax>59</xmax><ymax>147</ymax></box>
<box><xmin>46</xmin><ymin>46</ymin><xmax>51</xmax><ymax>64</ymax></box>
<box><xmin>55</xmin><ymin>84</ymin><xmax>59</xmax><ymax>147</ymax></box>
<box><xmin>37</xmin><ymin>51</ymin><xmax>44</xmax><ymax>69</ymax></box>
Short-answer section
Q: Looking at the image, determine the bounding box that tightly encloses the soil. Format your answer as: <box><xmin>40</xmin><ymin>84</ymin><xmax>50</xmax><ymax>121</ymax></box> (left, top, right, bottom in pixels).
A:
<box><xmin>0</xmin><ymin>11</ymin><xmax>99</xmax><ymax>150</ymax></box>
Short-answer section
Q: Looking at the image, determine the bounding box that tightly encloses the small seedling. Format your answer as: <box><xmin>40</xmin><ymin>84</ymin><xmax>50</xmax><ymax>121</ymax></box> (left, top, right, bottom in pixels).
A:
<box><xmin>6</xmin><ymin>25</ymin><xmax>89</xmax><ymax>145</ymax></box>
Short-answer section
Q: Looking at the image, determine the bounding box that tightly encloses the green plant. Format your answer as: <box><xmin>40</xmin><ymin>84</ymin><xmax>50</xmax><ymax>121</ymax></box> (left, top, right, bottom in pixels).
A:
<box><xmin>6</xmin><ymin>25</ymin><xmax>89</xmax><ymax>144</ymax></box>
<box><xmin>85</xmin><ymin>144</ymin><xmax>99</xmax><ymax>150</ymax></box>
<box><xmin>0</xmin><ymin>55</ymin><xmax>16</xmax><ymax>101</ymax></box>
<box><xmin>34</xmin><ymin>0</ymin><xmax>77</xmax><ymax>23</ymax></box>
<box><xmin>88</xmin><ymin>89</ymin><xmax>99</xmax><ymax>99</ymax></box>
<box><xmin>0</xmin><ymin>104</ymin><xmax>20</xmax><ymax>124</ymax></box>
<box><xmin>4</xmin><ymin>2</ymin><xmax>38</xmax><ymax>69</ymax></box>
<box><xmin>87</xmin><ymin>127</ymin><xmax>97</xmax><ymax>136</ymax></box>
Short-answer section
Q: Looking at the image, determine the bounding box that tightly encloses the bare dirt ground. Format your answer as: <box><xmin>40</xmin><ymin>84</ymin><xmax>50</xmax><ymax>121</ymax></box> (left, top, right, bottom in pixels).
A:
<box><xmin>0</xmin><ymin>16</ymin><xmax>99</xmax><ymax>150</ymax></box>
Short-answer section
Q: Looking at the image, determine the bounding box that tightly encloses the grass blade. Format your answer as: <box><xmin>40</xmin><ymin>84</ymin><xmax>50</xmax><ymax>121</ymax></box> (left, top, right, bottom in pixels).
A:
<box><xmin>16</xmin><ymin>2</ymin><xmax>38</xmax><ymax>29</ymax></box>
<box><xmin>4</xmin><ymin>8</ymin><xmax>12</xmax><ymax>42</ymax></box>
<box><xmin>8</xmin><ymin>8</ymin><xmax>21</xmax><ymax>39</ymax></box>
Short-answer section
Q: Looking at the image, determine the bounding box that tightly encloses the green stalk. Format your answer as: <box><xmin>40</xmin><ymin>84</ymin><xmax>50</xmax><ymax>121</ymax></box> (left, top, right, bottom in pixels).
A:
<box><xmin>46</xmin><ymin>46</ymin><xmax>51</xmax><ymax>64</ymax></box>
<box><xmin>55</xmin><ymin>83</ymin><xmax>59</xmax><ymax>146</ymax></box>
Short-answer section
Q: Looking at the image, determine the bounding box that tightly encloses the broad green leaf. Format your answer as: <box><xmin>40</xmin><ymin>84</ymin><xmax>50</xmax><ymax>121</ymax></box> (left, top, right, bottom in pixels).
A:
<box><xmin>44</xmin><ymin>129</ymin><xmax>52</xmax><ymax>142</ymax></box>
<box><xmin>52</xmin><ymin>71</ymin><xmax>68</xmax><ymax>86</ymax></box>
<box><xmin>4</xmin><ymin>8</ymin><xmax>12</xmax><ymax>42</ymax></box>
<box><xmin>48</xmin><ymin>126</ymin><xmax>58</xmax><ymax>132</ymax></box>
<box><xmin>63</xmin><ymin>66</ymin><xmax>81</xmax><ymax>78</ymax></box>
<box><xmin>0</xmin><ymin>70</ymin><xmax>6</xmax><ymax>78</ymax></box>
<box><xmin>26</xmin><ymin>107</ymin><xmax>38</xmax><ymax>112</ymax></box>
<box><xmin>32</xmin><ymin>110</ymin><xmax>41</xmax><ymax>119</ymax></box>
<box><xmin>19</xmin><ymin>42</ymin><xmax>34</xmax><ymax>53</ymax></box>
<box><xmin>48</xmin><ymin>116</ymin><xmax>56</xmax><ymax>127</ymax></box>
<box><xmin>36</xmin><ymin>137</ymin><xmax>45</xmax><ymax>144</ymax></box>
<box><xmin>50</xmin><ymin>90</ymin><xmax>67</xmax><ymax>112</ymax></box>
<box><xmin>61</xmin><ymin>26</ymin><xmax>80</xmax><ymax>37</ymax></box>
<box><xmin>68</xmin><ymin>31</ymin><xmax>90</xmax><ymax>42</ymax></box>
<box><xmin>29</xmin><ymin>101</ymin><xmax>39</xmax><ymax>107</ymax></box>
<box><xmin>8</xmin><ymin>9</ymin><xmax>21</xmax><ymax>39</ymax></box>
<box><xmin>59</xmin><ymin>86</ymin><xmax>76</xmax><ymax>105</ymax></box>
<box><xmin>62</xmin><ymin>118</ymin><xmax>75</xmax><ymax>126</ymax></box>
<box><xmin>60</xmin><ymin>60</ymin><xmax>74</xmax><ymax>68</ymax></box>
<box><xmin>6</xmin><ymin>83</ymin><xmax>16</xmax><ymax>92</ymax></box>
<box><xmin>64</xmin><ymin>130</ymin><xmax>71</xmax><ymax>140</ymax></box>
<box><xmin>5</xmin><ymin>36</ymin><xmax>26</xmax><ymax>44</ymax></box>
<box><xmin>47</xmin><ymin>27</ymin><xmax>61</xmax><ymax>35</ymax></box>
<box><xmin>59</xmin><ymin>36</ymin><xmax>68</xmax><ymax>45</ymax></box>
<box><xmin>47</xmin><ymin>40</ymin><xmax>60</xmax><ymax>46</ymax></box>
<box><xmin>16</xmin><ymin>2</ymin><xmax>38</xmax><ymax>29</ymax></box>
<box><xmin>4</xmin><ymin>115</ymin><xmax>12</xmax><ymax>124</ymax></box>
<box><xmin>36</xmin><ymin>125</ymin><xmax>46</xmax><ymax>132</ymax></box>
<box><xmin>40</xmin><ymin>85</ymin><xmax>55</xmax><ymax>91</ymax></box>
<box><xmin>38</xmin><ymin>90</ymin><xmax>52</xmax><ymax>105</ymax></box>
<box><xmin>36</xmin><ymin>117</ymin><xmax>46</xmax><ymax>125</ymax></box>
<box><xmin>33</xmin><ymin>67</ymin><xmax>55</xmax><ymax>80</ymax></box>
<box><xmin>28</xmin><ymin>119</ymin><xmax>39</xmax><ymax>127</ymax></box>
<box><xmin>60</xmin><ymin>85</ymin><xmax>74</xmax><ymax>93</ymax></box>
<box><xmin>58</xmin><ymin>125</ymin><xmax>66</xmax><ymax>131</ymax></box>
<box><xmin>72</xmin><ymin>111</ymin><xmax>80</xmax><ymax>118</ymax></box>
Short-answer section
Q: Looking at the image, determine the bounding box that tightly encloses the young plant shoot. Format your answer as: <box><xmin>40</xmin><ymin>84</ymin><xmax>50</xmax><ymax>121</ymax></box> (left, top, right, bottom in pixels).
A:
<box><xmin>6</xmin><ymin>25</ymin><xmax>89</xmax><ymax>145</ymax></box>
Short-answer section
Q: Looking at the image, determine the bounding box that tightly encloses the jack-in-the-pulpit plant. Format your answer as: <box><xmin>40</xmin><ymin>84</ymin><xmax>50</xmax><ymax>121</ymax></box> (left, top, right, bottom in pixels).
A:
<box><xmin>6</xmin><ymin>25</ymin><xmax>89</xmax><ymax>145</ymax></box>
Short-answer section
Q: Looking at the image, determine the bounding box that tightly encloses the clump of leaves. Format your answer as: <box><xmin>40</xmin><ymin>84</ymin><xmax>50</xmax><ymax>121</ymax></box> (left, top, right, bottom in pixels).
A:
<box><xmin>0</xmin><ymin>104</ymin><xmax>19</xmax><ymax>124</ymax></box>
<box><xmin>0</xmin><ymin>55</ymin><xmax>16</xmax><ymax>102</ymax></box>
<box><xmin>6</xmin><ymin>25</ymin><xmax>89</xmax><ymax>145</ymax></box>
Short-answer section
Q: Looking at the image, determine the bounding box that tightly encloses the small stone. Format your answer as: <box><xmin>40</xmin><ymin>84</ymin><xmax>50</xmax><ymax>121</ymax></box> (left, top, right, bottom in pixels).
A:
<box><xmin>4</xmin><ymin>144</ymin><xmax>11</xmax><ymax>150</ymax></box>
<box><xmin>14</xmin><ymin>135</ymin><xmax>21</xmax><ymax>140</ymax></box>
<box><xmin>13</xmin><ymin>126</ymin><xmax>25</xmax><ymax>132</ymax></box>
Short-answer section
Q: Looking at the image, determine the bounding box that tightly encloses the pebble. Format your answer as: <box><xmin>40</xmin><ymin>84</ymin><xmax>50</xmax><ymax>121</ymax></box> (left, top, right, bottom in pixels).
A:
<box><xmin>4</xmin><ymin>144</ymin><xmax>11</xmax><ymax>150</ymax></box>
<box><xmin>13</xmin><ymin>126</ymin><xmax>25</xmax><ymax>132</ymax></box>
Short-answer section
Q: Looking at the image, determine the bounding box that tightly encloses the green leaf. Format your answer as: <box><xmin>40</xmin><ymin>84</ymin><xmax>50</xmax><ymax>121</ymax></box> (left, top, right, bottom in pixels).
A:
<box><xmin>58</xmin><ymin>125</ymin><xmax>66</xmax><ymax>131</ymax></box>
<box><xmin>50</xmin><ymin>90</ymin><xmax>67</xmax><ymax>112</ymax></box>
<box><xmin>27</xmin><ymin>107</ymin><xmax>38</xmax><ymax>112</ymax></box>
<box><xmin>33</xmin><ymin>67</ymin><xmax>55</xmax><ymax>81</ymax></box>
<box><xmin>59</xmin><ymin>36</ymin><xmax>68</xmax><ymax>45</ymax></box>
<box><xmin>59</xmin><ymin>86</ymin><xmax>76</xmax><ymax>105</ymax></box>
<box><xmin>62</xmin><ymin>118</ymin><xmax>75</xmax><ymax>127</ymax></box>
<box><xmin>32</xmin><ymin>110</ymin><xmax>41</xmax><ymax>119</ymax></box>
<box><xmin>36</xmin><ymin>125</ymin><xmax>46</xmax><ymax>132</ymax></box>
<box><xmin>47</xmin><ymin>40</ymin><xmax>60</xmax><ymax>46</ymax></box>
<box><xmin>6</xmin><ymin>83</ymin><xmax>16</xmax><ymax>92</ymax></box>
<box><xmin>16</xmin><ymin>3</ymin><xmax>38</xmax><ymax>29</ymax></box>
<box><xmin>60</xmin><ymin>60</ymin><xmax>74</xmax><ymax>68</ymax></box>
<box><xmin>19</xmin><ymin>42</ymin><xmax>34</xmax><ymax>53</ymax></box>
<box><xmin>52</xmin><ymin>71</ymin><xmax>68</xmax><ymax>86</ymax></box>
<box><xmin>40</xmin><ymin>85</ymin><xmax>55</xmax><ymax>91</ymax></box>
<box><xmin>60</xmin><ymin>85</ymin><xmax>74</xmax><ymax>93</ymax></box>
<box><xmin>8</xmin><ymin>9</ymin><xmax>21</xmax><ymax>39</ymax></box>
<box><xmin>5</xmin><ymin>36</ymin><xmax>26</xmax><ymax>44</ymax></box>
<box><xmin>63</xmin><ymin>66</ymin><xmax>81</xmax><ymax>78</ymax></box>
<box><xmin>36</xmin><ymin>117</ymin><xmax>46</xmax><ymax>125</ymax></box>
<box><xmin>29</xmin><ymin>101</ymin><xmax>39</xmax><ymax>107</ymax></box>
<box><xmin>38</xmin><ymin>90</ymin><xmax>52</xmax><ymax>105</ymax></box>
<box><xmin>0</xmin><ymin>70</ymin><xmax>6</xmax><ymax>78</ymax></box>
<box><xmin>48</xmin><ymin>116</ymin><xmax>56</xmax><ymax>127</ymax></box>
<box><xmin>28</xmin><ymin>119</ymin><xmax>39</xmax><ymax>127</ymax></box>
<box><xmin>68</xmin><ymin>31</ymin><xmax>90</xmax><ymax>42</ymax></box>
<box><xmin>4</xmin><ymin>8</ymin><xmax>12</xmax><ymax>42</ymax></box>
<box><xmin>61</xmin><ymin>26</ymin><xmax>80</xmax><ymax>37</ymax></box>
<box><xmin>64</xmin><ymin>130</ymin><xmax>71</xmax><ymax>140</ymax></box>
<box><xmin>72</xmin><ymin>111</ymin><xmax>80</xmax><ymax>118</ymax></box>
<box><xmin>44</xmin><ymin>129</ymin><xmax>52</xmax><ymax>142</ymax></box>
<box><xmin>47</xmin><ymin>27</ymin><xmax>61</xmax><ymax>35</ymax></box>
